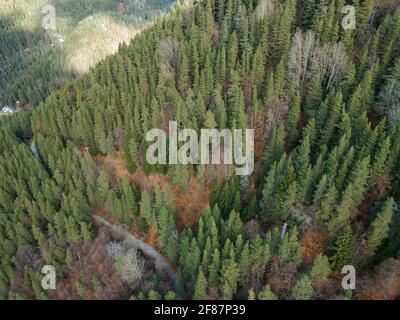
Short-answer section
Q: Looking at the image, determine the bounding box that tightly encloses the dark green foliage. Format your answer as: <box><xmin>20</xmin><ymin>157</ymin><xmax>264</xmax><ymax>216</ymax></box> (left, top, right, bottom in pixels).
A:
<box><xmin>0</xmin><ymin>0</ymin><xmax>399</xmax><ymax>301</ymax></box>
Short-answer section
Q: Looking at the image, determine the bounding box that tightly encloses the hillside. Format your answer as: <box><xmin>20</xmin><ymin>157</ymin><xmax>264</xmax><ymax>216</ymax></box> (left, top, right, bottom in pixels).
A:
<box><xmin>0</xmin><ymin>0</ymin><xmax>400</xmax><ymax>300</ymax></box>
<box><xmin>0</xmin><ymin>0</ymin><xmax>175</xmax><ymax>106</ymax></box>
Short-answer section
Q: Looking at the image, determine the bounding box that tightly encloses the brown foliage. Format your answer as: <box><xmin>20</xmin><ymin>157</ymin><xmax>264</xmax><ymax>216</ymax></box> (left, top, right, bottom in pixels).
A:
<box><xmin>267</xmin><ymin>256</ymin><xmax>297</xmax><ymax>298</ymax></box>
<box><xmin>10</xmin><ymin>245</ymin><xmax>43</xmax><ymax>299</ymax></box>
<box><xmin>370</xmin><ymin>175</ymin><xmax>391</xmax><ymax>200</ymax></box>
<box><xmin>51</xmin><ymin>230</ymin><xmax>129</xmax><ymax>300</ymax></box>
<box><xmin>16</xmin><ymin>244</ymin><xmax>42</xmax><ymax>270</ymax></box>
<box><xmin>244</xmin><ymin>219</ymin><xmax>261</xmax><ymax>240</ymax></box>
<box><xmin>312</xmin><ymin>278</ymin><xmax>342</xmax><ymax>300</ymax></box>
<box><xmin>94</xmin><ymin>206</ymin><xmax>117</xmax><ymax>225</ymax></box>
<box><xmin>355</xmin><ymin>258</ymin><xmax>400</xmax><ymax>300</ymax></box>
<box><xmin>95</xmin><ymin>151</ymin><xmax>172</xmax><ymax>194</ymax></box>
<box><xmin>356</xmin><ymin>175</ymin><xmax>391</xmax><ymax>224</ymax></box>
<box><xmin>174</xmin><ymin>177</ymin><xmax>211</xmax><ymax>229</ymax></box>
<box><xmin>132</xmin><ymin>168</ymin><xmax>170</xmax><ymax>194</ymax></box>
<box><xmin>377</xmin><ymin>0</ymin><xmax>398</xmax><ymax>7</ymax></box>
<box><xmin>243</xmin><ymin>75</ymin><xmax>254</xmax><ymax>107</ymax></box>
<box><xmin>94</xmin><ymin>152</ymin><xmax>130</xmax><ymax>185</ymax></box>
<box><xmin>146</xmin><ymin>225</ymin><xmax>159</xmax><ymax>248</ymax></box>
<box><xmin>300</xmin><ymin>230</ymin><xmax>326</xmax><ymax>265</ymax></box>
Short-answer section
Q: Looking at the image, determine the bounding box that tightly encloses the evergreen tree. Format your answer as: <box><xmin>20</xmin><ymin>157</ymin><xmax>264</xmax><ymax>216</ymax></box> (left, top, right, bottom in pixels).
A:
<box><xmin>258</xmin><ymin>284</ymin><xmax>278</xmax><ymax>300</ymax></box>
<box><xmin>278</xmin><ymin>227</ymin><xmax>302</xmax><ymax>266</ymax></box>
<box><xmin>292</xmin><ymin>275</ymin><xmax>313</xmax><ymax>300</ymax></box>
<box><xmin>365</xmin><ymin>198</ymin><xmax>394</xmax><ymax>260</ymax></box>
<box><xmin>193</xmin><ymin>269</ymin><xmax>209</xmax><ymax>300</ymax></box>
<box><xmin>331</xmin><ymin>227</ymin><xmax>356</xmax><ymax>271</ymax></box>
<box><xmin>309</xmin><ymin>254</ymin><xmax>331</xmax><ymax>279</ymax></box>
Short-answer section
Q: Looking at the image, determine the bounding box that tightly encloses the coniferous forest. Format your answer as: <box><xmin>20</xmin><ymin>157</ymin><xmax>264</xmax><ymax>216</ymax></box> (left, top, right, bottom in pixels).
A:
<box><xmin>0</xmin><ymin>0</ymin><xmax>175</xmax><ymax>106</ymax></box>
<box><xmin>0</xmin><ymin>0</ymin><xmax>400</xmax><ymax>301</ymax></box>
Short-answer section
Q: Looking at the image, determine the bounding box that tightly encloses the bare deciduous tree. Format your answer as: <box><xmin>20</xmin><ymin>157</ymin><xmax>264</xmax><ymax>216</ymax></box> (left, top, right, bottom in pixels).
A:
<box><xmin>118</xmin><ymin>248</ymin><xmax>145</xmax><ymax>284</ymax></box>
<box><xmin>288</xmin><ymin>30</ymin><xmax>347</xmax><ymax>90</ymax></box>
<box><xmin>288</xmin><ymin>30</ymin><xmax>316</xmax><ymax>89</ymax></box>
<box><xmin>377</xmin><ymin>78</ymin><xmax>400</xmax><ymax>126</ymax></box>
<box><xmin>255</xmin><ymin>0</ymin><xmax>275</xmax><ymax>19</ymax></box>
<box><xmin>311</xmin><ymin>41</ymin><xmax>347</xmax><ymax>90</ymax></box>
<box><xmin>108</xmin><ymin>242</ymin><xmax>146</xmax><ymax>285</ymax></box>
<box><xmin>158</xmin><ymin>38</ymin><xmax>180</xmax><ymax>76</ymax></box>
<box><xmin>106</xmin><ymin>241</ymin><xmax>124</xmax><ymax>257</ymax></box>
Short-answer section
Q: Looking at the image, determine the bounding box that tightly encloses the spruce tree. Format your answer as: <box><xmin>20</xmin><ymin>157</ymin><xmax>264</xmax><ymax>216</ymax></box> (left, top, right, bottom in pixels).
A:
<box><xmin>193</xmin><ymin>269</ymin><xmax>209</xmax><ymax>300</ymax></box>
<box><xmin>331</xmin><ymin>227</ymin><xmax>356</xmax><ymax>271</ymax></box>
<box><xmin>365</xmin><ymin>198</ymin><xmax>394</xmax><ymax>260</ymax></box>
<box><xmin>292</xmin><ymin>275</ymin><xmax>313</xmax><ymax>300</ymax></box>
<box><xmin>258</xmin><ymin>284</ymin><xmax>278</xmax><ymax>300</ymax></box>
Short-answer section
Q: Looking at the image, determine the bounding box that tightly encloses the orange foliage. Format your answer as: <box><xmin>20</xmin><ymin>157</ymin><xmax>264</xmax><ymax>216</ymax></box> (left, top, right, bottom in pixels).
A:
<box><xmin>146</xmin><ymin>225</ymin><xmax>159</xmax><ymax>248</ymax></box>
<box><xmin>131</xmin><ymin>168</ymin><xmax>170</xmax><ymax>193</ymax></box>
<box><xmin>355</xmin><ymin>258</ymin><xmax>400</xmax><ymax>300</ymax></box>
<box><xmin>300</xmin><ymin>230</ymin><xmax>326</xmax><ymax>264</ymax></box>
<box><xmin>174</xmin><ymin>177</ymin><xmax>211</xmax><ymax>229</ymax></box>
<box><xmin>203</xmin><ymin>163</ymin><xmax>234</xmax><ymax>186</ymax></box>
<box><xmin>94</xmin><ymin>152</ymin><xmax>170</xmax><ymax>194</ymax></box>
<box><xmin>94</xmin><ymin>152</ymin><xmax>130</xmax><ymax>185</ymax></box>
<box><xmin>51</xmin><ymin>232</ymin><xmax>128</xmax><ymax>300</ymax></box>
<box><xmin>93</xmin><ymin>206</ymin><xmax>117</xmax><ymax>225</ymax></box>
<box><xmin>377</xmin><ymin>0</ymin><xmax>397</xmax><ymax>6</ymax></box>
<box><xmin>356</xmin><ymin>175</ymin><xmax>391</xmax><ymax>224</ymax></box>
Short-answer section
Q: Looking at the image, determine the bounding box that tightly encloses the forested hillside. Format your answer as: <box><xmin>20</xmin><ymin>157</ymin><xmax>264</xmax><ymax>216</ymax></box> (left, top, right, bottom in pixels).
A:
<box><xmin>0</xmin><ymin>0</ymin><xmax>175</xmax><ymax>106</ymax></box>
<box><xmin>0</xmin><ymin>0</ymin><xmax>400</xmax><ymax>300</ymax></box>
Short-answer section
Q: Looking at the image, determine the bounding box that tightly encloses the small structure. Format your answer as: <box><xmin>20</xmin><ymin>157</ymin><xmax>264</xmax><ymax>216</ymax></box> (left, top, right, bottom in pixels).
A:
<box><xmin>0</xmin><ymin>105</ymin><xmax>15</xmax><ymax>116</ymax></box>
<box><xmin>0</xmin><ymin>101</ymin><xmax>29</xmax><ymax>116</ymax></box>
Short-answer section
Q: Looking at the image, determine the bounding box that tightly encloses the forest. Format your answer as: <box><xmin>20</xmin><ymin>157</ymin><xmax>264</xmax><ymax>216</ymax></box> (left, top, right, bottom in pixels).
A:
<box><xmin>0</xmin><ymin>0</ymin><xmax>400</xmax><ymax>300</ymax></box>
<box><xmin>0</xmin><ymin>0</ymin><xmax>175</xmax><ymax>106</ymax></box>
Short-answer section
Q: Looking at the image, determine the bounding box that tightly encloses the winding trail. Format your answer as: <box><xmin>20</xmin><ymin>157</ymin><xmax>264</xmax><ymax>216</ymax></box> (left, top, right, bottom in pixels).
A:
<box><xmin>92</xmin><ymin>214</ymin><xmax>177</xmax><ymax>285</ymax></box>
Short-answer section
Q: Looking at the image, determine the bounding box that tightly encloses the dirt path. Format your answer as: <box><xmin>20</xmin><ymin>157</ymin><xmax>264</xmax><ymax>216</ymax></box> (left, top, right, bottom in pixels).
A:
<box><xmin>92</xmin><ymin>214</ymin><xmax>177</xmax><ymax>285</ymax></box>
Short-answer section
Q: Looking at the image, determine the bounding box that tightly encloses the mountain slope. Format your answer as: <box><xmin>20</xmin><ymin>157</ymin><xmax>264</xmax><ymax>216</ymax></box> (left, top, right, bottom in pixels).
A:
<box><xmin>0</xmin><ymin>0</ymin><xmax>400</xmax><ymax>300</ymax></box>
<box><xmin>0</xmin><ymin>0</ymin><xmax>175</xmax><ymax>106</ymax></box>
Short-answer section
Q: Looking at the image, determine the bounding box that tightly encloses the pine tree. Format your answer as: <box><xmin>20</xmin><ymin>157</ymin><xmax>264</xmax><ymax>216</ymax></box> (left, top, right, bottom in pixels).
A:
<box><xmin>223</xmin><ymin>210</ymin><xmax>243</xmax><ymax>242</ymax></box>
<box><xmin>370</xmin><ymin>137</ymin><xmax>391</xmax><ymax>182</ymax></box>
<box><xmin>208</xmin><ymin>248</ymin><xmax>221</xmax><ymax>289</ymax></box>
<box><xmin>204</xmin><ymin>110</ymin><xmax>217</xmax><ymax>129</ymax></box>
<box><xmin>305</xmin><ymin>73</ymin><xmax>322</xmax><ymax>119</ymax></box>
<box><xmin>331</xmin><ymin>227</ymin><xmax>356</xmax><ymax>271</ymax></box>
<box><xmin>295</xmin><ymin>135</ymin><xmax>312</xmax><ymax>202</ymax></box>
<box><xmin>348</xmin><ymin>156</ymin><xmax>370</xmax><ymax>207</ymax></box>
<box><xmin>365</xmin><ymin>198</ymin><xmax>394</xmax><ymax>260</ymax></box>
<box><xmin>193</xmin><ymin>269</ymin><xmax>209</xmax><ymax>300</ymax></box>
<box><xmin>238</xmin><ymin>242</ymin><xmax>251</xmax><ymax>285</ymax></box>
<box><xmin>248</xmin><ymin>288</ymin><xmax>256</xmax><ymax>300</ymax></box>
<box><xmin>221</xmin><ymin>251</ymin><xmax>240</xmax><ymax>294</ymax></box>
<box><xmin>288</xmin><ymin>94</ymin><xmax>301</xmax><ymax>146</ymax></box>
<box><xmin>320</xmin><ymin>91</ymin><xmax>343</xmax><ymax>146</ymax></box>
<box><xmin>148</xmin><ymin>290</ymin><xmax>161</xmax><ymax>300</ymax></box>
<box><xmin>278</xmin><ymin>227</ymin><xmax>302</xmax><ymax>266</ymax></box>
<box><xmin>258</xmin><ymin>284</ymin><xmax>278</xmax><ymax>300</ymax></box>
<box><xmin>222</xmin><ymin>282</ymin><xmax>234</xmax><ymax>300</ymax></box>
<box><xmin>140</xmin><ymin>191</ymin><xmax>156</xmax><ymax>229</ymax></box>
<box><xmin>96</xmin><ymin>170</ymin><xmax>109</xmax><ymax>205</ymax></box>
<box><xmin>165</xmin><ymin>291</ymin><xmax>176</xmax><ymax>300</ymax></box>
<box><xmin>292</xmin><ymin>275</ymin><xmax>313</xmax><ymax>300</ymax></box>
<box><xmin>329</xmin><ymin>184</ymin><xmax>354</xmax><ymax>232</ymax></box>
<box><xmin>309</xmin><ymin>254</ymin><xmax>331</xmax><ymax>279</ymax></box>
<box><xmin>262</xmin><ymin>124</ymin><xmax>286</xmax><ymax>176</ymax></box>
<box><xmin>300</xmin><ymin>0</ymin><xmax>316</xmax><ymax>28</ymax></box>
